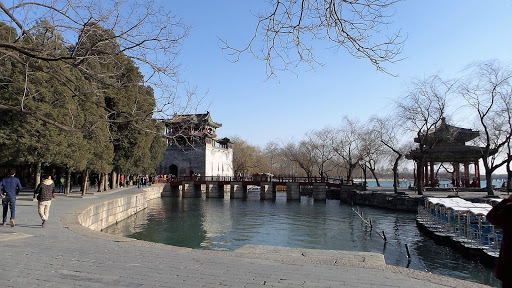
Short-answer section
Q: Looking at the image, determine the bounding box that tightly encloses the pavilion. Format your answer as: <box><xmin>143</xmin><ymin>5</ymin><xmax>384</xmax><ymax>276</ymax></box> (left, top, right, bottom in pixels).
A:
<box><xmin>406</xmin><ymin>118</ymin><xmax>486</xmax><ymax>188</ymax></box>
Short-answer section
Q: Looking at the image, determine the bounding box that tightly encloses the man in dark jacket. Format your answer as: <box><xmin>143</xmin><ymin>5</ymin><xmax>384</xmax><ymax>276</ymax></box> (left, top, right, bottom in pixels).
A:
<box><xmin>1</xmin><ymin>169</ymin><xmax>22</xmax><ymax>227</ymax></box>
<box><xmin>486</xmin><ymin>194</ymin><xmax>512</xmax><ymax>288</ymax></box>
<box><xmin>34</xmin><ymin>174</ymin><xmax>55</xmax><ymax>228</ymax></box>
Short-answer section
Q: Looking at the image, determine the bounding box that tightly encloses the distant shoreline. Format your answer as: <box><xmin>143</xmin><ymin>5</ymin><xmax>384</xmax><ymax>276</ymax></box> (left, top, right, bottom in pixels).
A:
<box><xmin>355</xmin><ymin>175</ymin><xmax>509</xmax><ymax>182</ymax></box>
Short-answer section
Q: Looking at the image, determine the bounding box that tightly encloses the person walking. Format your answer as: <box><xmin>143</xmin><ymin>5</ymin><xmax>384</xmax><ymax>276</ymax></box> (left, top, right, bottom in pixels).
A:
<box><xmin>1</xmin><ymin>169</ymin><xmax>22</xmax><ymax>227</ymax></box>
<box><xmin>486</xmin><ymin>194</ymin><xmax>512</xmax><ymax>288</ymax></box>
<box><xmin>33</xmin><ymin>174</ymin><xmax>55</xmax><ymax>228</ymax></box>
<box><xmin>59</xmin><ymin>175</ymin><xmax>65</xmax><ymax>193</ymax></box>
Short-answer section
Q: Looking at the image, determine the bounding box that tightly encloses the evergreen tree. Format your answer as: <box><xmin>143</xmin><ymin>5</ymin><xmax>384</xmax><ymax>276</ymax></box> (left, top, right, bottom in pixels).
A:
<box><xmin>0</xmin><ymin>19</ymin><xmax>166</xmax><ymax>183</ymax></box>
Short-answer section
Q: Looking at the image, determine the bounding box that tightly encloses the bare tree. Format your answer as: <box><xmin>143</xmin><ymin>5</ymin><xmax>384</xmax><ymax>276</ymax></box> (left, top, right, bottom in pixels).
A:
<box><xmin>359</xmin><ymin>122</ymin><xmax>386</xmax><ymax>187</ymax></box>
<box><xmin>332</xmin><ymin>117</ymin><xmax>363</xmax><ymax>181</ymax></box>
<box><xmin>221</xmin><ymin>0</ymin><xmax>404</xmax><ymax>77</ymax></box>
<box><xmin>459</xmin><ymin>60</ymin><xmax>512</xmax><ymax>195</ymax></box>
<box><xmin>262</xmin><ymin>141</ymin><xmax>280</xmax><ymax>175</ymax></box>
<box><xmin>306</xmin><ymin>128</ymin><xmax>336</xmax><ymax>180</ymax></box>
<box><xmin>398</xmin><ymin>75</ymin><xmax>453</xmax><ymax>195</ymax></box>
<box><xmin>282</xmin><ymin>141</ymin><xmax>316</xmax><ymax>179</ymax></box>
<box><xmin>231</xmin><ymin>136</ymin><xmax>262</xmax><ymax>177</ymax></box>
<box><xmin>370</xmin><ymin>115</ymin><xmax>407</xmax><ymax>193</ymax></box>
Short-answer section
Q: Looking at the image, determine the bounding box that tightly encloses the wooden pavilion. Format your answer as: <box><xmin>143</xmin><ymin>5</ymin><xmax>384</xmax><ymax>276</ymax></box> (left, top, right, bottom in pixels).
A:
<box><xmin>406</xmin><ymin>118</ymin><xmax>485</xmax><ymax>188</ymax></box>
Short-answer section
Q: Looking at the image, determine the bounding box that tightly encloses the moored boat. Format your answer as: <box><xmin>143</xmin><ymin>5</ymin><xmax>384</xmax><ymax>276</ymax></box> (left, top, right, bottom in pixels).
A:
<box><xmin>416</xmin><ymin>197</ymin><xmax>502</xmax><ymax>267</ymax></box>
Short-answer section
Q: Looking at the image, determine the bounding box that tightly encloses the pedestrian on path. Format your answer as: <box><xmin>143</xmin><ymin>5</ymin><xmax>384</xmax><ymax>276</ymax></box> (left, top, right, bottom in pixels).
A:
<box><xmin>486</xmin><ymin>194</ymin><xmax>512</xmax><ymax>288</ymax></box>
<box><xmin>1</xmin><ymin>169</ymin><xmax>22</xmax><ymax>227</ymax></box>
<box><xmin>59</xmin><ymin>175</ymin><xmax>65</xmax><ymax>193</ymax></box>
<box><xmin>33</xmin><ymin>174</ymin><xmax>55</xmax><ymax>228</ymax></box>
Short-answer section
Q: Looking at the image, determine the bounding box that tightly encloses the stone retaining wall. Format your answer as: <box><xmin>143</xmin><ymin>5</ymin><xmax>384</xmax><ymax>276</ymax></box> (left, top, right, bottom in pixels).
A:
<box><xmin>78</xmin><ymin>185</ymin><xmax>163</xmax><ymax>231</ymax></box>
<box><xmin>339</xmin><ymin>190</ymin><xmax>422</xmax><ymax>212</ymax></box>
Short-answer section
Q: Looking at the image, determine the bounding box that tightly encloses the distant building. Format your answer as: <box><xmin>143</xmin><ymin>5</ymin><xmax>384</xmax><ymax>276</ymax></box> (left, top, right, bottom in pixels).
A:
<box><xmin>156</xmin><ymin>112</ymin><xmax>233</xmax><ymax>177</ymax></box>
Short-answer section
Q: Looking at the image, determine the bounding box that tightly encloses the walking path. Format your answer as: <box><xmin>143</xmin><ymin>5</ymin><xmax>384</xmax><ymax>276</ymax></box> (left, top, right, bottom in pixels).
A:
<box><xmin>0</xmin><ymin>185</ymin><xmax>492</xmax><ymax>287</ymax></box>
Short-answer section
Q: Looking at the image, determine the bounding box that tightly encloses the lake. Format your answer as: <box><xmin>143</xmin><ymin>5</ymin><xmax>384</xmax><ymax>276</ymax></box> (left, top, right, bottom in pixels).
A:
<box><xmin>104</xmin><ymin>195</ymin><xmax>500</xmax><ymax>287</ymax></box>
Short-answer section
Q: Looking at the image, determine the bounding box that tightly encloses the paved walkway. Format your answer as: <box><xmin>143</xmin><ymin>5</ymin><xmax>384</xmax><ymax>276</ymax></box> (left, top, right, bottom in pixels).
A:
<box><xmin>0</xmin><ymin>186</ymin><xmax>493</xmax><ymax>287</ymax></box>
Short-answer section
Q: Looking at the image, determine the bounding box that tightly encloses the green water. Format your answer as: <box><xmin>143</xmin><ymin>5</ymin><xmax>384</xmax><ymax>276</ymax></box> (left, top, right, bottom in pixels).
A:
<box><xmin>104</xmin><ymin>196</ymin><xmax>500</xmax><ymax>287</ymax></box>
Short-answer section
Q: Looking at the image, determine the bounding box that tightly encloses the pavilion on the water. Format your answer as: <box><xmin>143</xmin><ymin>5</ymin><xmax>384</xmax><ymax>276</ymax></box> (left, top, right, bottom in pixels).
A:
<box><xmin>406</xmin><ymin>118</ymin><xmax>486</xmax><ymax>188</ymax></box>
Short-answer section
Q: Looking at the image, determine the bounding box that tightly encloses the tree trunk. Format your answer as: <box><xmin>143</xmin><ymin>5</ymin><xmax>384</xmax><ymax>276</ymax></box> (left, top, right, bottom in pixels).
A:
<box><xmin>99</xmin><ymin>173</ymin><xmax>104</xmax><ymax>192</ymax></box>
<box><xmin>507</xmin><ymin>153</ymin><xmax>511</xmax><ymax>193</ymax></box>
<box><xmin>416</xmin><ymin>157</ymin><xmax>424</xmax><ymax>196</ymax></box>
<box><xmin>65</xmin><ymin>167</ymin><xmax>71</xmax><ymax>195</ymax></box>
<box><xmin>112</xmin><ymin>171</ymin><xmax>117</xmax><ymax>189</ymax></box>
<box><xmin>392</xmin><ymin>156</ymin><xmax>400</xmax><ymax>194</ymax></box>
<box><xmin>110</xmin><ymin>171</ymin><xmax>119</xmax><ymax>189</ymax></box>
<box><xmin>34</xmin><ymin>162</ymin><xmax>42</xmax><ymax>189</ymax></box>
<box><xmin>81</xmin><ymin>169</ymin><xmax>89</xmax><ymax>197</ymax></box>
<box><xmin>482</xmin><ymin>157</ymin><xmax>495</xmax><ymax>196</ymax></box>
<box><xmin>104</xmin><ymin>173</ymin><xmax>109</xmax><ymax>191</ymax></box>
<box><xmin>413</xmin><ymin>167</ymin><xmax>417</xmax><ymax>187</ymax></box>
<box><xmin>415</xmin><ymin>136</ymin><xmax>426</xmax><ymax>195</ymax></box>
<box><xmin>485</xmin><ymin>171</ymin><xmax>494</xmax><ymax>196</ymax></box>
<box><xmin>368</xmin><ymin>167</ymin><xmax>380</xmax><ymax>187</ymax></box>
<box><xmin>347</xmin><ymin>162</ymin><xmax>357</xmax><ymax>181</ymax></box>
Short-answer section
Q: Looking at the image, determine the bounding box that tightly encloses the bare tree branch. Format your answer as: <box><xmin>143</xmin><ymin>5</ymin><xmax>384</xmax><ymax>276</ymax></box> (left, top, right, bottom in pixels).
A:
<box><xmin>220</xmin><ymin>0</ymin><xmax>404</xmax><ymax>78</ymax></box>
<box><xmin>0</xmin><ymin>0</ymin><xmax>190</xmax><ymax>131</ymax></box>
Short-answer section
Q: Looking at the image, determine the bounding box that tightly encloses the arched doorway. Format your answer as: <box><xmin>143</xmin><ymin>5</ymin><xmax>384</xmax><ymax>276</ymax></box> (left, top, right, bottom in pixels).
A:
<box><xmin>169</xmin><ymin>164</ymin><xmax>178</xmax><ymax>177</ymax></box>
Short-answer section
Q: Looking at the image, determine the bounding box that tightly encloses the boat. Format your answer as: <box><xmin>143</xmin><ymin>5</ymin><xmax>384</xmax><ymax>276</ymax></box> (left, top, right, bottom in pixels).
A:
<box><xmin>247</xmin><ymin>186</ymin><xmax>261</xmax><ymax>194</ymax></box>
<box><xmin>416</xmin><ymin>197</ymin><xmax>502</xmax><ymax>267</ymax></box>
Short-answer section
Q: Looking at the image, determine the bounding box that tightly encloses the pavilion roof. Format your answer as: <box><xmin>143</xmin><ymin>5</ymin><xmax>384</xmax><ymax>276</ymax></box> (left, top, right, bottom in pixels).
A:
<box><xmin>415</xmin><ymin>117</ymin><xmax>479</xmax><ymax>145</ymax></box>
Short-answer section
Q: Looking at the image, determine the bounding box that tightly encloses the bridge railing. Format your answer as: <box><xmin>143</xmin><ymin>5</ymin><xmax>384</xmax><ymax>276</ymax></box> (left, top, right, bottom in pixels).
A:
<box><xmin>157</xmin><ymin>175</ymin><xmax>354</xmax><ymax>185</ymax></box>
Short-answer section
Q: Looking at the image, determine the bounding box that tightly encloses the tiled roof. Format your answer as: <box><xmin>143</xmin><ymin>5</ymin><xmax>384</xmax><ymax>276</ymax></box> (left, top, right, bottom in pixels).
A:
<box><xmin>415</xmin><ymin>117</ymin><xmax>479</xmax><ymax>144</ymax></box>
<box><xmin>168</xmin><ymin>111</ymin><xmax>222</xmax><ymax>128</ymax></box>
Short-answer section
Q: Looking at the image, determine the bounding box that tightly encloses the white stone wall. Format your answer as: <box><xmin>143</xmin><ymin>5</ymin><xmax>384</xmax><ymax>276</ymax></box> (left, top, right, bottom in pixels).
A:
<box><xmin>157</xmin><ymin>142</ymin><xmax>233</xmax><ymax>177</ymax></box>
<box><xmin>78</xmin><ymin>185</ymin><xmax>163</xmax><ymax>231</ymax></box>
<box><xmin>205</xmin><ymin>145</ymin><xmax>233</xmax><ymax>177</ymax></box>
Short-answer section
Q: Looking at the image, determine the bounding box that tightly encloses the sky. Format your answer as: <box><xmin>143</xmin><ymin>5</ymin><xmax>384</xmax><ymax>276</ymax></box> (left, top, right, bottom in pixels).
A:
<box><xmin>162</xmin><ymin>1</ymin><xmax>512</xmax><ymax>148</ymax></box>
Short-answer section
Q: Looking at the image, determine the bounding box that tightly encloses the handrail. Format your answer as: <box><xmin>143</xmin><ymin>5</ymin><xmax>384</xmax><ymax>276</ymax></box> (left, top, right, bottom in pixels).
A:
<box><xmin>155</xmin><ymin>175</ymin><xmax>354</xmax><ymax>185</ymax></box>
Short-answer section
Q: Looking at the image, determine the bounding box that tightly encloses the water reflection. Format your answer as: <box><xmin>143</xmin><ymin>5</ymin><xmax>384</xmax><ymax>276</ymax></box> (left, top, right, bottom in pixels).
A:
<box><xmin>103</xmin><ymin>197</ymin><xmax>500</xmax><ymax>287</ymax></box>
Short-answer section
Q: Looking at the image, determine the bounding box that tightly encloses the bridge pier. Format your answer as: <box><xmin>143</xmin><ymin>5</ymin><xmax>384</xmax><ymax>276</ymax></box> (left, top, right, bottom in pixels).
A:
<box><xmin>170</xmin><ymin>185</ymin><xmax>180</xmax><ymax>197</ymax></box>
<box><xmin>161</xmin><ymin>183</ymin><xmax>180</xmax><ymax>197</ymax></box>
<box><xmin>313</xmin><ymin>183</ymin><xmax>327</xmax><ymax>202</ymax></box>
<box><xmin>206</xmin><ymin>182</ymin><xmax>224</xmax><ymax>198</ymax></box>
<box><xmin>161</xmin><ymin>183</ymin><xmax>170</xmax><ymax>196</ymax></box>
<box><xmin>230</xmin><ymin>182</ymin><xmax>247</xmax><ymax>199</ymax></box>
<box><xmin>260</xmin><ymin>182</ymin><xmax>275</xmax><ymax>200</ymax></box>
<box><xmin>182</xmin><ymin>181</ymin><xmax>202</xmax><ymax>198</ymax></box>
<box><xmin>200</xmin><ymin>184</ymin><xmax>207</xmax><ymax>199</ymax></box>
<box><xmin>163</xmin><ymin>178</ymin><xmax>337</xmax><ymax>201</ymax></box>
<box><xmin>223</xmin><ymin>185</ymin><xmax>231</xmax><ymax>199</ymax></box>
<box><xmin>286</xmin><ymin>183</ymin><xmax>300</xmax><ymax>201</ymax></box>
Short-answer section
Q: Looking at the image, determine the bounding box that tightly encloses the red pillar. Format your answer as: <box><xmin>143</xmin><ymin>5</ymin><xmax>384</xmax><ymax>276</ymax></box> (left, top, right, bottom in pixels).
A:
<box><xmin>454</xmin><ymin>162</ymin><xmax>460</xmax><ymax>187</ymax></box>
<box><xmin>424</xmin><ymin>163</ymin><xmax>429</xmax><ymax>187</ymax></box>
<box><xmin>464</xmin><ymin>162</ymin><xmax>470</xmax><ymax>188</ymax></box>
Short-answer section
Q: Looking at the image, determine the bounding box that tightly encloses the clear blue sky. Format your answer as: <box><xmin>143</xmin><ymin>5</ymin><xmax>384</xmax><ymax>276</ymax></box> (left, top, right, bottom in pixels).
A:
<box><xmin>163</xmin><ymin>1</ymin><xmax>512</xmax><ymax>147</ymax></box>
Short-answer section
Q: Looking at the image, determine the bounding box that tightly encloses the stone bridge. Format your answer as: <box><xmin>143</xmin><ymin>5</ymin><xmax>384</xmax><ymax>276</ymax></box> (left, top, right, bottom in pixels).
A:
<box><xmin>161</xmin><ymin>176</ymin><xmax>354</xmax><ymax>201</ymax></box>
